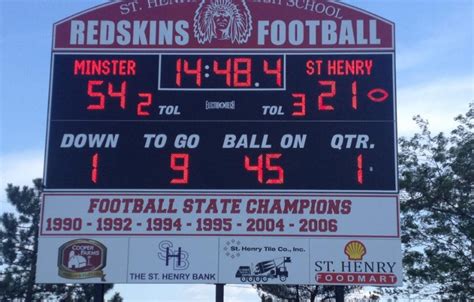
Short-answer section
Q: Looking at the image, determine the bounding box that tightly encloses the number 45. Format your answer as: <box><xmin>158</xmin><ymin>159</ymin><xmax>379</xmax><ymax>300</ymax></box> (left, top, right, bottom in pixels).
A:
<box><xmin>244</xmin><ymin>153</ymin><xmax>284</xmax><ymax>184</ymax></box>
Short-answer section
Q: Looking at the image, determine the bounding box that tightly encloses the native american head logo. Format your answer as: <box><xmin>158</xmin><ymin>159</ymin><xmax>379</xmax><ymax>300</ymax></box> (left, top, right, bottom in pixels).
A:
<box><xmin>194</xmin><ymin>0</ymin><xmax>252</xmax><ymax>44</ymax></box>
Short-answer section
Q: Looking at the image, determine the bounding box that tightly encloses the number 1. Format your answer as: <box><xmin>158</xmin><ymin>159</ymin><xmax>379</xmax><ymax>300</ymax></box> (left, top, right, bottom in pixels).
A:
<box><xmin>91</xmin><ymin>153</ymin><xmax>99</xmax><ymax>184</ymax></box>
<box><xmin>357</xmin><ymin>154</ymin><xmax>363</xmax><ymax>184</ymax></box>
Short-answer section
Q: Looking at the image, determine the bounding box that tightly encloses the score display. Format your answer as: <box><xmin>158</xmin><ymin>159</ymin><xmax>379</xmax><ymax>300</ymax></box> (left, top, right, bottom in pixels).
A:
<box><xmin>45</xmin><ymin>53</ymin><xmax>396</xmax><ymax>191</ymax></box>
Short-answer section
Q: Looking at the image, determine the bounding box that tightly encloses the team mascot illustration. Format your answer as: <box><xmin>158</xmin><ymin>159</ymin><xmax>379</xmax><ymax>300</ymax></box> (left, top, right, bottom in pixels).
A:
<box><xmin>194</xmin><ymin>0</ymin><xmax>253</xmax><ymax>44</ymax></box>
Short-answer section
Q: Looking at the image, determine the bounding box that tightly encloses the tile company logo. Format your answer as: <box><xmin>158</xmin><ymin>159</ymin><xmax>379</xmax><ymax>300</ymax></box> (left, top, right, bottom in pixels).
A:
<box><xmin>58</xmin><ymin>239</ymin><xmax>107</xmax><ymax>281</ymax></box>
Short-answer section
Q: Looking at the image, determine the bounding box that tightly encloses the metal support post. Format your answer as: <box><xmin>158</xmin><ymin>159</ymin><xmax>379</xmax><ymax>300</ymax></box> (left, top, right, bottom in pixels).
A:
<box><xmin>94</xmin><ymin>284</ymin><xmax>105</xmax><ymax>302</ymax></box>
<box><xmin>335</xmin><ymin>285</ymin><xmax>344</xmax><ymax>302</ymax></box>
<box><xmin>216</xmin><ymin>283</ymin><xmax>225</xmax><ymax>302</ymax></box>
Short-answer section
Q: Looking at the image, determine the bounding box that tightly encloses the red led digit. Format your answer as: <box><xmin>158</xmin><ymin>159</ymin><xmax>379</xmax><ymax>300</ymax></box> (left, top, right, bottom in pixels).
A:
<box><xmin>291</xmin><ymin>93</ymin><xmax>306</xmax><ymax>117</ymax></box>
<box><xmin>170</xmin><ymin>153</ymin><xmax>189</xmax><ymax>184</ymax></box>
<box><xmin>263</xmin><ymin>58</ymin><xmax>282</xmax><ymax>87</ymax></box>
<box><xmin>176</xmin><ymin>58</ymin><xmax>202</xmax><ymax>87</ymax></box>
<box><xmin>108</xmin><ymin>81</ymin><xmax>127</xmax><ymax>109</ymax></box>
<box><xmin>184</xmin><ymin>58</ymin><xmax>202</xmax><ymax>87</ymax></box>
<box><xmin>318</xmin><ymin>80</ymin><xmax>336</xmax><ymax>111</ymax></box>
<box><xmin>244</xmin><ymin>155</ymin><xmax>263</xmax><ymax>183</ymax></box>
<box><xmin>352</xmin><ymin>81</ymin><xmax>358</xmax><ymax>110</ymax></box>
<box><xmin>137</xmin><ymin>93</ymin><xmax>152</xmax><ymax>116</ymax></box>
<box><xmin>176</xmin><ymin>58</ymin><xmax>182</xmax><ymax>86</ymax></box>
<box><xmin>368</xmin><ymin>88</ymin><xmax>389</xmax><ymax>103</ymax></box>
<box><xmin>87</xmin><ymin>80</ymin><xmax>105</xmax><ymax>110</ymax></box>
<box><xmin>233</xmin><ymin>58</ymin><xmax>252</xmax><ymax>87</ymax></box>
<box><xmin>357</xmin><ymin>154</ymin><xmax>363</xmax><ymax>184</ymax></box>
<box><xmin>265</xmin><ymin>153</ymin><xmax>284</xmax><ymax>184</ymax></box>
<box><xmin>213</xmin><ymin>59</ymin><xmax>232</xmax><ymax>87</ymax></box>
<box><xmin>245</xmin><ymin>154</ymin><xmax>284</xmax><ymax>184</ymax></box>
<box><xmin>91</xmin><ymin>153</ymin><xmax>99</xmax><ymax>184</ymax></box>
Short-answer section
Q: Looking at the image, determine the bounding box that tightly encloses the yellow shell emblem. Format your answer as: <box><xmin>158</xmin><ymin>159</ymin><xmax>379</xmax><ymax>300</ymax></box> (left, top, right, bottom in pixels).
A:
<box><xmin>344</xmin><ymin>241</ymin><xmax>366</xmax><ymax>260</ymax></box>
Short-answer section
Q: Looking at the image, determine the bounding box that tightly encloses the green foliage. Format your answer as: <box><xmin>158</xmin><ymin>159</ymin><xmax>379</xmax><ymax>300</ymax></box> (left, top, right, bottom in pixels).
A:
<box><xmin>398</xmin><ymin>103</ymin><xmax>473</xmax><ymax>299</ymax></box>
<box><xmin>0</xmin><ymin>179</ymin><xmax>120</xmax><ymax>301</ymax></box>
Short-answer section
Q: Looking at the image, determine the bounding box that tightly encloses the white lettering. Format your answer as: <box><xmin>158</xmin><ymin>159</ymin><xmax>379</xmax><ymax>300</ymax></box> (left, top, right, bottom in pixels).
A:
<box><xmin>70</xmin><ymin>21</ymin><xmax>85</xmax><ymax>45</ymax></box>
<box><xmin>288</xmin><ymin>20</ymin><xmax>304</xmax><ymax>45</ymax></box>
<box><xmin>86</xmin><ymin>20</ymin><xmax>99</xmax><ymax>45</ymax></box>
<box><xmin>321</xmin><ymin>20</ymin><xmax>337</xmax><ymax>45</ymax></box>
<box><xmin>258</xmin><ymin>21</ymin><xmax>270</xmax><ymax>45</ymax></box>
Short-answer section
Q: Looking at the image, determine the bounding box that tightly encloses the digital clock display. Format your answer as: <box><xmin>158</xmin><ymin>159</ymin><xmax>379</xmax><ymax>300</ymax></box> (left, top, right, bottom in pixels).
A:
<box><xmin>45</xmin><ymin>53</ymin><xmax>396</xmax><ymax>191</ymax></box>
<box><xmin>159</xmin><ymin>55</ymin><xmax>285</xmax><ymax>90</ymax></box>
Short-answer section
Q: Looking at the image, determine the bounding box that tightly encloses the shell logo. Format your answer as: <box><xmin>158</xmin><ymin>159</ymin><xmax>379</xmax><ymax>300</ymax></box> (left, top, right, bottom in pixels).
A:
<box><xmin>344</xmin><ymin>240</ymin><xmax>367</xmax><ymax>260</ymax></box>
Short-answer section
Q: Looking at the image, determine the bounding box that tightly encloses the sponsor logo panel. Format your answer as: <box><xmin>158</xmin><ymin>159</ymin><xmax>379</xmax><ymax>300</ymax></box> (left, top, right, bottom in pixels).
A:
<box><xmin>218</xmin><ymin>237</ymin><xmax>309</xmax><ymax>284</ymax></box>
<box><xmin>36</xmin><ymin>237</ymin><xmax>128</xmax><ymax>283</ymax></box>
<box><xmin>58</xmin><ymin>239</ymin><xmax>106</xmax><ymax>281</ymax></box>
<box><xmin>127</xmin><ymin>237</ymin><xmax>219</xmax><ymax>283</ymax></box>
<box><xmin>311</xmin><ymin>238</ymin><xmax>402</xmax><ymax>286</ymax></box>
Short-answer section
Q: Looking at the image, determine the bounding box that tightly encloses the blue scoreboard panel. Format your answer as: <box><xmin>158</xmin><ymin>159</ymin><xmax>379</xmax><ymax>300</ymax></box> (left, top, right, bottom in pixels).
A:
<box><xmin>45</xmin><ymin>53</ymin><xmax>396</xmax><ymax>191</ymax></box>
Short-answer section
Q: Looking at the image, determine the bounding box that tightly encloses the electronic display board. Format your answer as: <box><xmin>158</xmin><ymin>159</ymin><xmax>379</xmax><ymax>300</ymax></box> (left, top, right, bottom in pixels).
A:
<box><xmin>46</xmin><ymin>53</ymin><xmax>396</xmax><ymax>191</ymax></box>
<box><xmin>37</xmin><ymin>0</ymin><xmax>402</xmax><ymax>287</ymax></box>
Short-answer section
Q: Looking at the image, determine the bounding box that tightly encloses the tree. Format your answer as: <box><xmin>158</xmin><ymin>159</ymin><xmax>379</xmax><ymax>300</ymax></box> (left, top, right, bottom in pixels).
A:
<box><xmin>0</xmin><ymin>179</ymin><xmax>120</xmax><ymax>301</ymax></box>
<box><xmin>108</xmin><ymin>292</ymin><xmax>123</xmax><ymax>302</ymax></box>
<box><xmin>398</xmin><ymin>103</ymin><xmax>473</xmax><ymax>299</ymax></box>
<box><xmin>258</xmin><ymin>105</ymin><xmax>473</xmax><ymax>301</ymax></box>
<box><xmin>256</xmin><ymin>284</ymin><xmax>357</xmax><ymax>301</ymax></box>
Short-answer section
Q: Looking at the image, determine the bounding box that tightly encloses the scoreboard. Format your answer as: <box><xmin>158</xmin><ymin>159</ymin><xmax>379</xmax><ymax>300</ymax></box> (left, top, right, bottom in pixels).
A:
<box><xmin>37</xmin><ymin>0</ymin><xmax>402</xmax><ymax>286</ymax></box>
<box><xmin>46</xmin><ymin>53</ymin><xmax>396</xmax><ymax>191</ymax></box>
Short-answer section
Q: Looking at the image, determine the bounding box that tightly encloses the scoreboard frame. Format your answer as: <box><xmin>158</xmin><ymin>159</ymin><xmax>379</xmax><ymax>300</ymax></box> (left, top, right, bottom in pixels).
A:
<box><xmin>37</xmin><ymin>0</ymin><xmax>403</xmax><ymax>287</ymax></box>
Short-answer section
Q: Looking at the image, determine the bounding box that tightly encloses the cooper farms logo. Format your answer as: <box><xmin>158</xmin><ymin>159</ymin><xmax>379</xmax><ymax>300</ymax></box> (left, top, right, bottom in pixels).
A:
<box><xmin>344</xmin><ymin>240</ymin><xmax>367</xmax><ymax>260</ymax></box>
<box><xmin>194</xmin><ymin>0</ymin><xmax>252</xmax><ymax>44</ymax></box>
<box><xmin>58</xmin><ymin>239</ymin><xmax>107</xmax><ymax>281</ymax></box>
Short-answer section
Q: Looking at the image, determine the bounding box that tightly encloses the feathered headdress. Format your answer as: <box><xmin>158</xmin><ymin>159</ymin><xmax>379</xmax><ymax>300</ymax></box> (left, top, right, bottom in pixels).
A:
<box><xmin>194</xmin><ymin>0</ymin><xmax>252</xmax><ymax>44</ymax></box>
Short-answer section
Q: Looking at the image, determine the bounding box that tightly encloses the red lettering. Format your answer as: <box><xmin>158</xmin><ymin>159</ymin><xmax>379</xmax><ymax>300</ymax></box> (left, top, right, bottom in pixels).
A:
<box><xmin>88</xmin><ymin>198</ymin><xmax>100</xmax><ymax>213</ymax></box>
<box><xmin>133</xmin><ymin>199</ymin><xmax>144</xmax><ymax>213</ymax></box>
<box><xmin>73</xmin><ymin>60</ymin><xmax>136</xmax><ymax>75</ymax></box>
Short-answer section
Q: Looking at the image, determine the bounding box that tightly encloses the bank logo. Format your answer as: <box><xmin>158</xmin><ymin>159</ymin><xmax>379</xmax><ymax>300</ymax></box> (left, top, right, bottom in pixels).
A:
<box><xmin>158</xmin><ymin>240</ymin><xmax>190</xmax><ymax>270</ymax></box>
<box><xmin>57</xmin><ymin>239</ymin><xmax>106</xmax><ymax>281</ymax></box>
<box><xmin>344</xmin><ymin>240</ymin><xmax>366</xmax><ymax>260</ymax></box>
<box><xmin>194</xmin><ymin>0</ymin><xmax>252</xmax><ymax>44</ymax></box>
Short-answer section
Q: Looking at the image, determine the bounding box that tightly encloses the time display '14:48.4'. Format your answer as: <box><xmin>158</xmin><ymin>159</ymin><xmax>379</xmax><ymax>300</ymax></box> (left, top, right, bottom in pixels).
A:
<box><xmin>46</xmin><ymin>53</ymin><xmax>396</xmax><ymax>191</ymax></box>
<box><xmin>161</xmin><ymin>55</ymin><xmax>284</xmax><ymax>89</ymax></box>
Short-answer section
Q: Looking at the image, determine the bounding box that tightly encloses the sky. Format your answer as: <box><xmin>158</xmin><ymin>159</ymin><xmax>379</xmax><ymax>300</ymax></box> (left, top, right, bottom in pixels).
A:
<box><xmin>0</xmin><ymin>0</ymin><xmax>473</xmax><ymax>301</ymax></box>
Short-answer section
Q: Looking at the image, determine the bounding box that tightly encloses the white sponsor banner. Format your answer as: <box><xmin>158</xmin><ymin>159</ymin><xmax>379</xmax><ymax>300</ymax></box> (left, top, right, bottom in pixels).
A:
<box><xmin>127</xmin><ymin>237</ymin><xmax>219</xmax><ymax>283</ymax></box>
<box><xmin>40</xmin><ymin>193</ymin><xmax>399</xmax><ymax>237</ymax></box>
<box><xmin>311</xmin><ymin>238</ymin><xmax>403</xmax><ymax>286</ymax></box>
<box><xmin>36</xmin><ymin>236</ymin><xmax>402</xmax><ymax>285</ymax></box>
<box><xmin>218</xmin><ymin>237</ymin><xmax>309</xmax><ymax>284</ymax></box>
